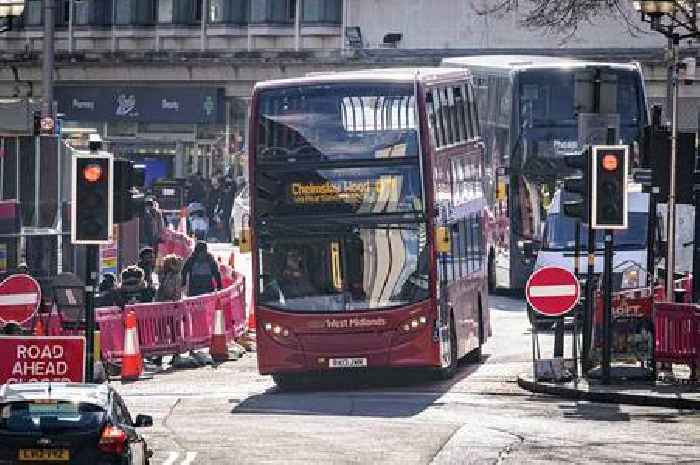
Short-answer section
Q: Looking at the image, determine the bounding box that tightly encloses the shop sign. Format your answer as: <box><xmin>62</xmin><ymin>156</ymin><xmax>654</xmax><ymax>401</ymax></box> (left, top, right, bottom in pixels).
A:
<box><xmin>55</xmin><ymin>87</ymin><xmax>223</xmax><ymax>124</ymax></box>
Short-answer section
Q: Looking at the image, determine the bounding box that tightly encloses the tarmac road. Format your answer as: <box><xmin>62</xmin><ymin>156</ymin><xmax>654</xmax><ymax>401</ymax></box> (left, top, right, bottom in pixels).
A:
<box><xmin>116</xmin><ymin>245</ymin><xmax>699</xmax><ymax>465</ymax></box>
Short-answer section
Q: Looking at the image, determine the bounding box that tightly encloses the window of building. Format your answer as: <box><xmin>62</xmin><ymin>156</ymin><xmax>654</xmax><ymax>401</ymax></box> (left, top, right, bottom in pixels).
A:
<box><xmin>73</xmin><ymin>0</ymin><xmax>113</xmax><ymax>27</ymax></box>
<box><xmin>251</xmin><ymin>0</ymin><xmax>296</xmax><ymax>24</ymax></box>
<box><xmin>303</xmin><ymin>0</ymin><xmax>341</xmax><ymax>23</ymax></box>
<box><xmin>210</xmin><ymin>0</ymin><xmax>248</xmax><ymax>24</ymax></box>
<box><xmin>172</xmin><ymin>0</ymin><xmax>201</xmax><ymax>25</ymax></box>
<box><xmin>22</xmin><ymin>0</ymin><xmax>42</xmax><ymax>26</ymax></box>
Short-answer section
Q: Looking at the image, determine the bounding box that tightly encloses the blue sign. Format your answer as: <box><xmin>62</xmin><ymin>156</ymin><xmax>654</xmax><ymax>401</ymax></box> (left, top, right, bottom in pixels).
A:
<box><xmin>55</xmin><ymin>87</ymin><xmax>224</xmax><ymax>124</ymax></box>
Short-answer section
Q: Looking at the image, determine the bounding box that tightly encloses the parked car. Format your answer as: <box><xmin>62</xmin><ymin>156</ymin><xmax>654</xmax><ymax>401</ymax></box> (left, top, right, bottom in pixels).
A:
<box><xmin>229</xmin><ymin>184</ymin><xmax>250</xmax><ymax>243</ymax></box>
<box><xmin>0</xmin><ymin>383</ymin><xmax>153</xmax><ymax>465</ymax></box>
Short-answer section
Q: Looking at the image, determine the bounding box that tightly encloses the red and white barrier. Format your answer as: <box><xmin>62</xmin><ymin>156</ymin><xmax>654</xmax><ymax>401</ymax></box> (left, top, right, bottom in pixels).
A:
<box><xmin>95</xmin><ymin>272</ymin><xmax>246</xmax><ymax>367</ymax></box>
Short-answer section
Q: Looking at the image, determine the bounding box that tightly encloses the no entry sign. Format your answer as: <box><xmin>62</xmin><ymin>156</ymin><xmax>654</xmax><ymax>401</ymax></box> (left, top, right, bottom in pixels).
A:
<box><xmin>526</xmin><ymin>266</ymin><xmax>580</xmax><ymax>317</ymax></box>
<box><xmin>0</xmin><ymin>336</ymin><xmax>86</xmax><ymax>385</ymax></box>
<box><xmin>0</xmin><ymin>274</ymin><xmax>42</xmax><ymax>325</ymax></box>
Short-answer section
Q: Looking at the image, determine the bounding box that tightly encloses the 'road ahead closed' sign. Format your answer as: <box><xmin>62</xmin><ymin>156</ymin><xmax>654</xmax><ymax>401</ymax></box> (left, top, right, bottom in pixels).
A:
<box><xmin>0</xmin><ymin>336</ymin><xmax>85</xmax><ymax>385</ymax></box>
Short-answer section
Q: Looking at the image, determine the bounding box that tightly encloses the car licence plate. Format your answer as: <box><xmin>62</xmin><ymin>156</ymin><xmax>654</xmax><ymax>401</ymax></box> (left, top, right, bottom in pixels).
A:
<box><xmin>329</xmin><ymin>357</ymin><xmax>367</xmax><ymax>368</ymax></box>
<box><xmin>18</xmin><ymin>449</ymin><xmax>70</xmax><ymax>461</ymax></box>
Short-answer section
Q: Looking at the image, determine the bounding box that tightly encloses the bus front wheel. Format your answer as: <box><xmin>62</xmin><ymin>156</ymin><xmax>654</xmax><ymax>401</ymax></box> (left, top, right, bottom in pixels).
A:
<box><xmin>272</xmin><ymin>373</ymin><xmax>305</xmax><ymax>391</ymax></box>
<box><xmin>434</xmin><ymin>315</ymin><xmax>458</xmax><ymax>380</ymax></box>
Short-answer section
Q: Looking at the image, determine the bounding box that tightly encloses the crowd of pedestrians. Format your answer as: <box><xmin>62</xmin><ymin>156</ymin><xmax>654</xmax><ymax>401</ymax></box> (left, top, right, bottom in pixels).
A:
<box><xmin>96</xmin><ymin>242</ymin><xmax>222</xmax><ymax>308</ymax></box>
<box><xmin>184</xmin><ymin>172</ymin><xmax>242</xmax><ymax>242</ymax></box>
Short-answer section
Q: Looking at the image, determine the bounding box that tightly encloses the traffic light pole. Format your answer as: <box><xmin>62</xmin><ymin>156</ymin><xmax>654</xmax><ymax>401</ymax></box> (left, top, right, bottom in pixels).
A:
<box><xmin>602</xmin><ymin>231</ymin><xmax>613</xmax><ymax>385</ymax></box>
<box><xmin>84</xmin><ymin>245</ymin><xmax>98</xmax><ymax>383</ymax></box>
<box><xmin>665</xmin><ymin>35</ymin><xmax>680</xmax><ymax>301</ymax></box>
<box><xmin>582</xmin><ymin>69</ymin><xmax>603</xmax><ymax>373</ymax></box>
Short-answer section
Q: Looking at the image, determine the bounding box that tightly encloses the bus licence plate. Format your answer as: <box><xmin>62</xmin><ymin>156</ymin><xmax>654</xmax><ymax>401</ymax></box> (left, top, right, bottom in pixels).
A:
<box><xmin>18</xmin><ymin>449</ymin><xmax>70</xmax><ymax>461</ymax></box>
<box><xmin>329</xmin><ymin>358</ymin><xmax>367</xmax><ymax>368</ymax></box>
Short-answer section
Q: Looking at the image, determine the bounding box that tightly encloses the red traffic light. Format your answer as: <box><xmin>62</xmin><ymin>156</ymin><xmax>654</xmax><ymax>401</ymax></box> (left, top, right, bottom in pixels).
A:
<box><xmin>83</xmin><ymin>163</ymin><xmax>103</xmax><ymax>182</ymax></box>
<box><xmin>601</xmin><ymin>154</ymin><xmax>619</xmax><ymax>171</ymax></box>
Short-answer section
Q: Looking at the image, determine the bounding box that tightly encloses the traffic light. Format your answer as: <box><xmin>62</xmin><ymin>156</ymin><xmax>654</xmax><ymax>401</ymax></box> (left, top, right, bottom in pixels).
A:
<box><xmin>71</xmin><ymin>154</ymin><xmax>113</xmax><ymax>244</ymax></box>
<box><xmin>591</xmin><ymin>145</ymin><xmax>628</xmax><ymax>229</ymax></box>
<box><xmin>561</xmin><ymin>149</ymin><xmax>591</xmax><ymax>222</ymax></box>
<box><xmin>113</xmin><ymin>159</ymin><xmax>139</xmax><ymax>223</ymax></box>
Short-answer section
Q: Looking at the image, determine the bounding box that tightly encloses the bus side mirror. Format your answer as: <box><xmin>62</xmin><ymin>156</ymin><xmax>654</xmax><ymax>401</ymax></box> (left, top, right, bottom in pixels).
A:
<box><xmin>435</xmin><ymin>226</ymin><xmax>451</xmax><ymax>253</ymax></box>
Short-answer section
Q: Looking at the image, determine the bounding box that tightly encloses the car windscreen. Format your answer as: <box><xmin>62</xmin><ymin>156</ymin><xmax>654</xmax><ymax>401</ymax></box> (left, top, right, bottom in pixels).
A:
<box><xmin>543</xmin><ymin>212</ymin><xmax>648</xmax><ymax>251</ymax></box>
<box><xmin>0</xmin><ymin>401</ymin><xmax>106</xmax><ymax>433</ymax></box>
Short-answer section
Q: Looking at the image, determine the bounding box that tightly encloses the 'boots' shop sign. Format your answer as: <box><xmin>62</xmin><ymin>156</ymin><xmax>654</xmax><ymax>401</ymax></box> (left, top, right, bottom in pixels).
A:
<box><xmin>55</xmin><ymin>87</ymin><xmax>223</xmax><ymax>124</ymax></box>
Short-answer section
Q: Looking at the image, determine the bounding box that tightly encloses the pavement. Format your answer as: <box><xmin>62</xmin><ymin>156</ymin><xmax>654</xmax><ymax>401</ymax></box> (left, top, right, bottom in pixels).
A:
<box><xmin>518</xmin><ymin>373</ymin><xmax>700</xmax><ymax>411</ymax></box>
<box><xmin>111</xmin><ymin>286</ymin><xmax>700</xmax><ymax>465</ymax></box>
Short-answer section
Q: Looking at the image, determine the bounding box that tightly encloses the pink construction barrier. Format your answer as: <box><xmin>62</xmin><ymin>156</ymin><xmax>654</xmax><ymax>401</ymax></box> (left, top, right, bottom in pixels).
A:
<box><xmin>96</xmin><ymin>276</ymin><xmax>246</xmax><ymax>366</ymax></box>
<box><xmin>654</xmin><ymin>302</ymin><xmax>700</xmax><ymax>377</ymax></box>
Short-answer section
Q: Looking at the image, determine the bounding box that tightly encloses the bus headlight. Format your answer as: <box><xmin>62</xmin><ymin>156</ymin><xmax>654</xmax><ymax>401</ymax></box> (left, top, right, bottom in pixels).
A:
<box><xmin>401</xmin><ymin>315</ymin><xmax>428</xmax><ymax>332</ymax></box>
<box><xmin>262</xmin><ymin>321</ymin><xmax>296</xmax><ymax>347</ymax></box>
<box><xmin>621</xmin><ymin>267</ymin><xmax>641</xmax><ymax>289</ymax></box>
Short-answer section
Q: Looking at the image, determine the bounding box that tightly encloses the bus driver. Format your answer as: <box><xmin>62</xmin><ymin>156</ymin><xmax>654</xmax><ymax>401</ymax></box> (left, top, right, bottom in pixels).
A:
<box><xmin>263</xmin><ymin>248</ymin><xmax>316</xmax><ymax>303</ymax></box>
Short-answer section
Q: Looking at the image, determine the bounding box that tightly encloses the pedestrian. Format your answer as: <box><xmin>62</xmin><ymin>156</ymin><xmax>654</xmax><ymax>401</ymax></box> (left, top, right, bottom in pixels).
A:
<box><xmin>141</xmin><ymin>197</ymin><xmax>165</xmax><ymax>251</ymax></box>
<box><xmin>181</xmin><ymin>241</ymin><xmax>222</xmax><ymax>296</ymax></box>
<box><xmin>95</xmin><ymin>273</ymin><xmax>119</xmax><ymax>307</ymax></box>
<box><xmin>156</xmin><ymin>254</ymin><xmax>183</xmax><ymax>301</ymax></box>
<box><xmin>138</xmin><ymin>247</ymin><xmax>157</xmax><ymax>289</ymax></box>
<box><xmin>116</xmin><ymin>266</ymin><xmax>154</xmax><ymax>305</ymax></box>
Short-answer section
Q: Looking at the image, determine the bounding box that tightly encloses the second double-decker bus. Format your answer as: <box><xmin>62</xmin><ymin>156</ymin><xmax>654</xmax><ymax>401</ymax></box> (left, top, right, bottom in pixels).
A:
<box><xmin>443</xmin><ymin>56</ymin><xmax>649</xmax><ymax>293</ymax></box>
<box><xmin>248</xmin><ymin>68</ymin><xmax>490</xmax><ymax>387</ymax></box>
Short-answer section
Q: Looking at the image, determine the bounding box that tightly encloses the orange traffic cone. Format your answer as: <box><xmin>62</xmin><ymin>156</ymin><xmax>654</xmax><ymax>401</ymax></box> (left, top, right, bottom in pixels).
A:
<box><xmin>34</xmin><ymin>319</ymin><xmax>45</xmax><ymax>336</ymax></box>
<box><xmin>121</xmin><ymin>311</ymin><xmax>143</xmax><ymax>382</ymax></box>
<box><xmin>210</xmin><ymin>304</ymin><xmax>228</xmax><ymax>362</ymax></box>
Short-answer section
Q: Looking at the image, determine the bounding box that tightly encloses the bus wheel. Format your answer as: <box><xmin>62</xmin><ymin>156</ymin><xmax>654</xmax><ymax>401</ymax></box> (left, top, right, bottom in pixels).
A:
<box><xmin>272</xmin><ymin>374</ymin><xmax>305</xmax><ymax>391</ymax></box>
<box><xmin>434</xmin><ymin>315</ymin><xmax>458</xmax><ymax>380</ymax></box>
<box><xmin>465</xmin><ymin>297</ymin><xmax>484</xmax><ymax>364</ymax></box>
<box><xmin>488</xmin><ymin>249</ymin><xmax>496</xmax><ymax>293</ymax></box>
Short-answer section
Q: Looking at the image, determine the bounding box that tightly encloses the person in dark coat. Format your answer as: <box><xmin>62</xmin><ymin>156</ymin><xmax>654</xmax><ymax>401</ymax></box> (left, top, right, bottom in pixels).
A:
<box><xmin>95</xmin><ymin>273</ymin><xmax>119</xmax><ymax>307</ymax></box>
<box><xmin>116</xmin><ymin>266</ymin><xmax>154</xmax><ymax>306</ymax></box>
<box><xmin>181</xmin><ymin>241</ymin><xmax>222</xmax><ymax>296</ymax></box>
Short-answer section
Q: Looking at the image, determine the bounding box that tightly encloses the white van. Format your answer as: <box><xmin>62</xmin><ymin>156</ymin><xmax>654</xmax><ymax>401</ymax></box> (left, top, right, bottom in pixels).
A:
<box><xmin>529</xmin><ymin>188</ymin><xmax>651</xmax><ymax>322</ymax></box>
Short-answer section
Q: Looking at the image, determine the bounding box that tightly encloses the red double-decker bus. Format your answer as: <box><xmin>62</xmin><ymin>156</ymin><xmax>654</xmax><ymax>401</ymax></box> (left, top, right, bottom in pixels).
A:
<box><xmin>248</xmin><ymin>68</ymin><xmax>491</xmax><ymax>387</ymax></box>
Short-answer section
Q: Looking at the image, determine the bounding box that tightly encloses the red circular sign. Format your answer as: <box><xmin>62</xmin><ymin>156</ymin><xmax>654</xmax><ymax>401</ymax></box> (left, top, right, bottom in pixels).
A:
<box><xmin>526</xmin><ymin>266</ymin><xmax>580</xmax><ymax>317</ymax></box>
<box><xmin>0</xmin><ymin>274</ymin><xmax>42</xmax><ymax>325</ymax></box>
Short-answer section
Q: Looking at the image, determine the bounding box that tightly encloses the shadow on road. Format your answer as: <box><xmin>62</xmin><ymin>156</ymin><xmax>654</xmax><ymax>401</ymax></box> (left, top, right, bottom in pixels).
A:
<box><xmin>230</xmin><ymin>356</ymin><xmax>489</xmax><ymax>418</ymax></box>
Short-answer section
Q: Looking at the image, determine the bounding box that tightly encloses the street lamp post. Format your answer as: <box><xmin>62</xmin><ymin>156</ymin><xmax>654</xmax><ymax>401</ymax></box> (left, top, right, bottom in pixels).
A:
<box><xmin>632</xmin><ymin>0</ymin><xmax>699</xmax><ymax>301</ymax></box>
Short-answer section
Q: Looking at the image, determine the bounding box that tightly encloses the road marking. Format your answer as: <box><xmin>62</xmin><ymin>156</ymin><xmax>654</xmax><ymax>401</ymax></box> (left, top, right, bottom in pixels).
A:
<box><xmin>162</xmin><ymin>451</ymin><xmax>198</xmax><ymax>465</ymax></box>
<box><xmin>528</xmin><ymin>284</ymin><xmax>577</xmax><ymax>297</ymax></box>
<box><xmin>162</xmin><ymin>452</ymin><xmax>179</xmax><ymax>465</ymax></box>
<box><xmin>181</xmin><ymin>452</ymin><xmax>198</xmax><ymax>465</ymax></box>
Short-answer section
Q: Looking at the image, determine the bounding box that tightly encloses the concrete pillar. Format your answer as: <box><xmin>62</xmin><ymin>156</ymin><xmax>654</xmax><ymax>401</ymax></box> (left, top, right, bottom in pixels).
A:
<box><xmin>175</xmin><ymin>141</ymin><xmax>185</xmax><ymax>178</ymax></box>
<box><xmin>294</xmin><ymin>0</ymin><xmax>302</xmax><ymax>51</ymax></box>
<box><xmin>200</xmin><ymin>0</ymin><xmax>208</xmax><ymax>52</ymax></box>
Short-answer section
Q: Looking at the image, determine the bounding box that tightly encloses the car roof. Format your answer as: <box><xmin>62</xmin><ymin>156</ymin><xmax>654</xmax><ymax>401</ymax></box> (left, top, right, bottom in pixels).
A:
<box><xmin>0</xmin><ymin>383</ymin><xmax>110</xmax><ymax>407</ymax></box>
<box><xmin>550</xmin><ymin>189</ymin><xmax>648</xmax><ymax>214</ymax></box>
<box><xmin>442</xmin><ymin>55</ymin><xmax>640</xmax><ymax>72</ymax></box>
<box><xmin>255</xmin><ymin>67</ymin><xmax>471</xmax><ymax>91</ymax></box>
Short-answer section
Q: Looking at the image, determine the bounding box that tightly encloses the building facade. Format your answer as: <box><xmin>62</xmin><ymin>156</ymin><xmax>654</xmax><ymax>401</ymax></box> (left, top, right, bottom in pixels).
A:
<box><xmin>0</xmin><ymin>0</ymin><xmax>696</xmax><ymax>184</ymax></box>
